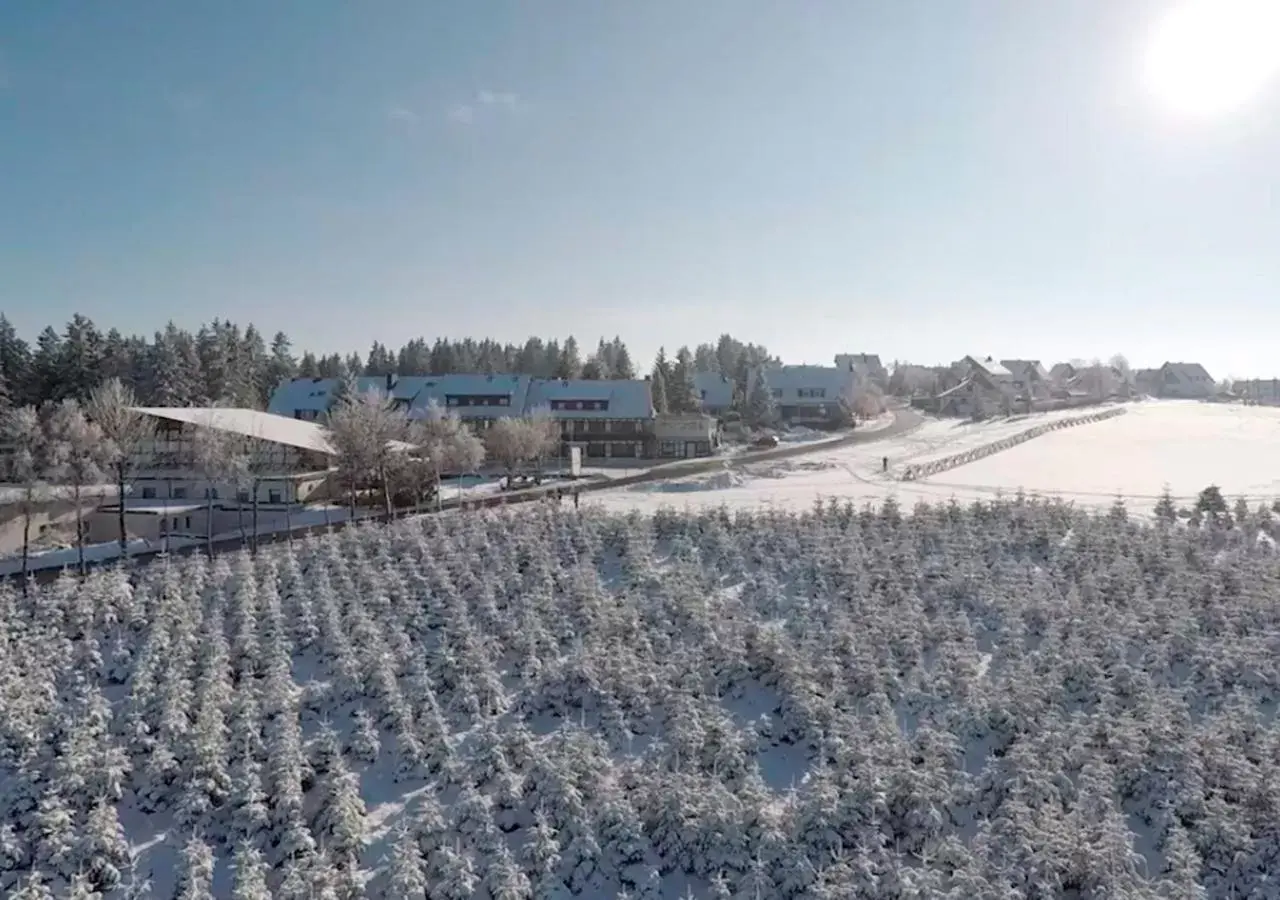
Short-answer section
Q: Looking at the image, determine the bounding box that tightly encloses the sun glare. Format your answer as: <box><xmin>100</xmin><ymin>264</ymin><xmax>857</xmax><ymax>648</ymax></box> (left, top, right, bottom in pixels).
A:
<box><xmin>1142</xmin><ymin>0</ymin><xmax>1280</xmax><ymax>118</ymax></box>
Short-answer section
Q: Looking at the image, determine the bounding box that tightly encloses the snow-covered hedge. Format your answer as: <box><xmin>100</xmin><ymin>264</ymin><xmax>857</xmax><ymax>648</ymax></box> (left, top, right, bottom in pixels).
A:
<box><xmin>900</xmin><ymin>406</ymin><xmax>1127</xmax><ymax>481</ymax></box>
<box><xmin>2</xmin><ymin>495</ymin><xmax>1278</xmax><ymax>897</ymax></box>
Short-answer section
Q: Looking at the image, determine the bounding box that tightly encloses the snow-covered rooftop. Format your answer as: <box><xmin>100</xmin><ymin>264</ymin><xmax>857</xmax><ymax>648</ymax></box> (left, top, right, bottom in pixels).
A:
<box><xmin>132</xmin><ymin>407</ymin><xmax>338</xmax><ymax>456</ymax></box>
<box><xmin>694</xmin><ymin>372</ymin><xmax>735</xmax><ymax>410</ymax></box>
<box><xmin>747</xmin><ymin>365</ymin><xmax>856</xmax><ymax>404</ymax></box>
<box><xmin>525</xmin><ymin>378</ymin><xmax>653</xmax><ymax>420</ymax></box>
<box><xmin>407</xmin><ymin>374</ymin><xmax>533</xmax><ymax>420</ymax></box>
<box><xmin>965</xmin><ymin>356</ymin><xmax>1013</xmax><ymax>379</ymax></box>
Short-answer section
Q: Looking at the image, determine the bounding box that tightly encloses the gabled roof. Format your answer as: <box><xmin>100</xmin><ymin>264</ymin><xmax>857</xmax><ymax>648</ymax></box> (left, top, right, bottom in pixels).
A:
<box><xmin>748</xmin><ymin>365</ymin><xmax>856</xmax><ymax>404</ymax></box>
<box><xmin>1000</xmin><ymin>359</ymin><xmax>1048</xmax><ymax>380</ymax></box>
<box><xmin>524</xmin><ymin>378</ymin><xmax>652</xmax><ymax>419</ymax></box>
<box><xmin>267</xmin><ymin>376</ymin><xmax>414</xmax><ymax>416</ymax></box>
<box><xmin>835</xmin><ymin>353</ymin><xmax>885</xmax><ymax>371</ymax></box>
<box><xmin>963</xmin><ymin>356</ymin><xmax>1012</xmax><ymax>379</ymax></box>
<box><xmin>133</xmin><ymin>407</ymin><xmax>338</xmax><ymax>455</ymax></box>
<box><xmin>694</xmin><ymin>372</ymin><xmax>735</xmax><ymax>409</ymax></box>
<box><xmin>1162</xmin><ymin>362</ymin><xmax>1214</xmax><ymax>382</ymax></box>
<box><xmin>407</xmin><ymin>374</ymin><xmax>532</xmax><ymax>419</ymax></box>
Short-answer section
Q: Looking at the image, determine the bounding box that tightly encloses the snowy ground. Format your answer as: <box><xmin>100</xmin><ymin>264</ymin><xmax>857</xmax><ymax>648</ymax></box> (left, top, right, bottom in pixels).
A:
<box><xmin>592</xmin><ymin>401</ymin><xmax>1273</xmax><ymax>516</ymax></box>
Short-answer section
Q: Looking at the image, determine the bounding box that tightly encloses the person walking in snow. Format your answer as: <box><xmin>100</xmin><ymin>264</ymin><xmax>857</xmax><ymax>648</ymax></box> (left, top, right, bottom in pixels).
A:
<box><xmin>882</xmin><ymin>456</ymin><xmax>889</xmax><ymax>473</ymax></box>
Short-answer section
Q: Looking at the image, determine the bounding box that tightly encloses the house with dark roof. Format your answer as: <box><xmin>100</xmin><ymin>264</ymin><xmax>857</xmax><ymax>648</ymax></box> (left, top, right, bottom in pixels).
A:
<box><xmin>1133</xmin><ymin>368</ymin><xmax>1162</xmax><ymax>397</ymax></box>
<box><xmin>747</xmin><ymin>364</ymin><xmax>858</xmax><ymax>428</ymax></box>
<box><xmin>1158</xmin><ymin>362</ymin><xmax>1215</xmax><ymax>399</ymax></box>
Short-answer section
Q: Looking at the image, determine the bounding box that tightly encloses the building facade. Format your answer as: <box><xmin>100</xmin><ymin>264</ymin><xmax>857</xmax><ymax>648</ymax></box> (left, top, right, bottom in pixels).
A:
<box><xmin>694</xmin><ymin>372</ymin><xmax>736</xmax><ymax>417</ymax></box>
<box><xmin>653</xmin><ymin>414</ymin><xmax>719</xmax><ymax>459</ymax></box>
<box><xmin>1157</xmin><ymin>362</ymin><xmax>1215</xmax><ymax>399</ymax></box>
<box><xmin>525</xmin><ymin>378</ymin><xmax>654</xmax><ymax>459</ymax></box>
<box><xmin>128</xmin><ymin>407</ymin><xmax>338</xmax><ymax>507</ymax></box>
<box><xmin>747</xmin><ymin>364</ymin><xmax>858</xmax><ymax>428</ymax></box>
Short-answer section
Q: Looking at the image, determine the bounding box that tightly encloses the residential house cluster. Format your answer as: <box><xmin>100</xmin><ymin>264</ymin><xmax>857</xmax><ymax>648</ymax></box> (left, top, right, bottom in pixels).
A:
<box><xmin>918</xmin><ymin>357</ymin><xmax>1218</xmax><ymax>418</ymax></box>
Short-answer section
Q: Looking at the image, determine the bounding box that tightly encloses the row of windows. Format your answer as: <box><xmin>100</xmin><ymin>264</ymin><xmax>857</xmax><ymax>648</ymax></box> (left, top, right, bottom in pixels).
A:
<box><xmin>772</xmin><ymin>388</ymin><xmax>830</xmax><ymax>401</ymax></box>
<box><xmin>549</xmin><ymin>399</ymin><xmax>610</xmax><ymax>411</ymax></box>
<box><xmin>558</xmin><ymin>419</ymin><xmax>642</xmax><ymax>434</ymax></box>
<box><xmin>138</xmin><ymin>485</ymin><xmax>284</xmax><ymax>504</ymax></box>
<box><xmin>446</xmin><ymin>394</ymin><xmax>512</xmax><ymax>407</ymax></box>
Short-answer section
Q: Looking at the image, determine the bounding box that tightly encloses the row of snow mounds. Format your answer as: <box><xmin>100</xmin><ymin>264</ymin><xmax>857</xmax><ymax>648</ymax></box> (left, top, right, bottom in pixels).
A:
<box><xmin>899</xmin><ymin>406</ymin><xmax>1128</xmax><ymax>482</ymax></box>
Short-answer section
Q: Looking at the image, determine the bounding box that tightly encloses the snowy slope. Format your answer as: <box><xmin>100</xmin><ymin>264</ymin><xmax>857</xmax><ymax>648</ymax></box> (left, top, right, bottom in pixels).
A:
<box><xmin>594</xmin><ymin>401</ymin><xmax>1280</xmax><ymax>516</ymax></box>
<box><xmin>4</xmin><ymin>501</ymin><xmax>1280</xmax><ymax>897</ymax></box>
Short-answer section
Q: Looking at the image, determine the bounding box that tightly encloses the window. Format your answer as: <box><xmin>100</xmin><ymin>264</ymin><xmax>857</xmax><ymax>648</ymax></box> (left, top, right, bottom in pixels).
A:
<box><xmin>268</xmin><ymin>489</ymin><xmax>282</xmax><ymax>504</ymax></box>
<box><xmin>184</xmin><ymin>517</ymin><xmax>192</xmax><ymax>529</ymax></box>
<box><xmin>237</xmin><ymin>488</ymin><xmax>250</xmax><ymax>502</ymax></box>
<box><xmin>172</xmin><ymin>487</ymin><xmax>188</xmax><ymax>499</ymax></box>
<box><xmin>141</xmin><ymin>486</ymin><xmax>157</xmax><ymax>499</ymax></box>
<box><xmin>771</xmin><ymin>389</ymin><xmax>783</xmax><ymax>399</ymax></box>
<box><xmin>204</xmin><ymin>488</ymin><xmax>219</xmax><ymax>500</ymax></box>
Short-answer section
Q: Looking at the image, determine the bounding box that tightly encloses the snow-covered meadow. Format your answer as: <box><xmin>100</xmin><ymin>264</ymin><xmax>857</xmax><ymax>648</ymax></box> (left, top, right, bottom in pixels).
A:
<box><xmin>596</xmin><ymin>401</ymin><xmax>1280</xmax><ymax>516</ymax></box>
<box><xmin>5</xmin><ymin>498</ymin><xmax>1280</xmax><ymax>897</ymax></box>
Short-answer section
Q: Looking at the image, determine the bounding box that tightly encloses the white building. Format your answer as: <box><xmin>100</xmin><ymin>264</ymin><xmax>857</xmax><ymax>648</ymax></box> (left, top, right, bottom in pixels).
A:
<box><xmin>86</xmin><ymin>407</ymin><xmax>345</xmax><ymax>545</ymax></box>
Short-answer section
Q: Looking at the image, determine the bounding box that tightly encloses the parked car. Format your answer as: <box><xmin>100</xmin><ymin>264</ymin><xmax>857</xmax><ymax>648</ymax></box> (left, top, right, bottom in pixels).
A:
<box><xmin>750</xmin><ymin>433</ymin><xmax>779</xmax><ymax>449</ymax></box>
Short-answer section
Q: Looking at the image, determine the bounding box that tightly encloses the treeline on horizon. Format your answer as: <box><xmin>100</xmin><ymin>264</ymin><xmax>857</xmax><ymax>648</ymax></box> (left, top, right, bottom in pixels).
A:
<box><xmin>0</xmin><ymin>314</ymin><xmax>776</xmax><ymax>414</ymax></box>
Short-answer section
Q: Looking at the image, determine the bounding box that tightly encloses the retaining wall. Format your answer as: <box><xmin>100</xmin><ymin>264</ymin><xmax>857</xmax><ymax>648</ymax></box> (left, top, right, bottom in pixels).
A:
<box><xmin>899</xmin><ymin>407</ymin><xmax>1126</xmax><ymax>482</ymax></box>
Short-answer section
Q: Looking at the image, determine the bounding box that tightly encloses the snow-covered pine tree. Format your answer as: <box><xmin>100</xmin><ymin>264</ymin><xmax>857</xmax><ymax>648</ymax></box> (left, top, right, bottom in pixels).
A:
<box><xmin>172</xmin><ymin>834</ymin><xmax>216</xmax><ymax>900</ymax></box>
<box><xmin>745</xmin><ymin>368</ymin><xmax>777</xmax><ymax>429</ymax></box>
<box><xmin>385</xmin><ymin>823</ymin><xmax>428</xmax><ymax>900</ymax></box>
<box><xmin>228</xmin><ymin>843</ymin><xmax>271</xmax><ymax>900</ymax></box>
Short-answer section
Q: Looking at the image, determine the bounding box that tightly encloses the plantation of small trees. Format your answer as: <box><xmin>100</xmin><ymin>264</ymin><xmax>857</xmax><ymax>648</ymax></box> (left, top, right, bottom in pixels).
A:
<box><xmin>3</xmin><ymin>494</ymin><xmax>1280</xmax><ymax>897</ymax></box>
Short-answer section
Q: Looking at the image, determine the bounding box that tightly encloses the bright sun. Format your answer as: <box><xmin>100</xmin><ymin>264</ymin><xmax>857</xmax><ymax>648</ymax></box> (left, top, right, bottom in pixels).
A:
<box><xmin>1142</xmin><ymin>0</ymin><xmax>1280</xmax><ymax>118</ymax></box>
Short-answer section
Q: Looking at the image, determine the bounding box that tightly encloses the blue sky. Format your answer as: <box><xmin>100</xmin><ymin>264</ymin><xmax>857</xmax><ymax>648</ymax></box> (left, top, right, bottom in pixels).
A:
<box><xmin>3</xmin><ymin>1</ymin><xmax>1279</xmax><ymax>377</ymax></box>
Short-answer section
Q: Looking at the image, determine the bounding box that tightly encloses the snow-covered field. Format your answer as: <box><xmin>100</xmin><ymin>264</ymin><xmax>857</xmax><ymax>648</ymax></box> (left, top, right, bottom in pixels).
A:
<box><xmin>596</xmin><ymin>401</ymin><xmax>1277</xmax><ymax>516</ymax></box>
<box><xmin>4</xmin><ymin>500</ymin><xmax>1278</xmax><ymax>897</ymax></box>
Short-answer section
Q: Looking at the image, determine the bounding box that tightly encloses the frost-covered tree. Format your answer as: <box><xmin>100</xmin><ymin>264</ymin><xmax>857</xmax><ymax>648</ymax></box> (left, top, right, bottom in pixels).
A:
<box><xmin>86</xmin><ymin>377</ymin><xmax>153</xmax><ymax>555</ymax></box>
<box><xmin>745</xmin><ymin>369</ymin><xmax>777</xmax><ymax>428</ymax></box>
<box><xmin>45</xmin><ymin>399</ymin><xmax>107</xmax><ymax>573</ymax></box>
<box><xmin>1</xmin><ymin>405</ymin><xmax>50</xmax><ymax>586</ymax></box>
<box><xmin>229</xmin><ymin>843</ymin><xmax>271</xmax><ymax>900</ymax></box>
<box><xmin>405</xmin><ymin>401</ymin><xmax>487</xmax><ymax>510</ymax></box>
<box><xmin>386</xmin><ymin>823</ymin><xmax>428</xmax><ymax>899</ymax></box>
<box><xmin>326</xmin><ymin>387</ymin><xmax>405</xmax><ymax>518</ymax></box>
<box><xmin>172</xmin><ymin>834</ymin><xmax>216</xmax><ymax>900</ymax></box>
